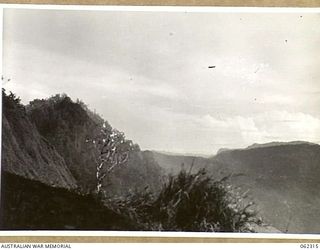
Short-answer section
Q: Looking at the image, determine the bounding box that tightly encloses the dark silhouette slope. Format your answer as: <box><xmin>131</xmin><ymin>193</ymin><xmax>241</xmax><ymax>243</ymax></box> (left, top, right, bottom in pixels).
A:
<box><xmin>0</xmin><ymin>172</ymin><xmax>139</xmax><ymax>230</ymax></box>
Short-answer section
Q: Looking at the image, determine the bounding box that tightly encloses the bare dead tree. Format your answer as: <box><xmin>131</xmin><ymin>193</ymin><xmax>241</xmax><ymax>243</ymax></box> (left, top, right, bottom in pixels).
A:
<box><xmin>87</xmin><ymin>121</ymin><xmax>134</xmax><ymax>196</ymax></box>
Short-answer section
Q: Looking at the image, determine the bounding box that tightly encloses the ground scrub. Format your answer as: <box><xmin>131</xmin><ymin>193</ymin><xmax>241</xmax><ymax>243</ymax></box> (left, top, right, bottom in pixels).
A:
<box><xmin>104</xmin><ymin>169</ymin><xmax>259</xmax><ymax>232</ymax></box>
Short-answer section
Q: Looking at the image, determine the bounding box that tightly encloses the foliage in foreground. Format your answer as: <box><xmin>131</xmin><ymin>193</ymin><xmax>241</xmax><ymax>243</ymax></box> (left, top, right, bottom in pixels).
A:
<box><xmin>104</xmin><ymin>169</ymin><xmax>260</xmax><ymax>232</ymax></box>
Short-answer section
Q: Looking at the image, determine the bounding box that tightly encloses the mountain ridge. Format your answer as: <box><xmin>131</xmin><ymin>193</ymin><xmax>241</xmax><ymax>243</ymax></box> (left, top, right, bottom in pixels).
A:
<box><xmin>216</xmin><ymin>141</ymin><xmax>318</xmax><ymax>155</ymax></box>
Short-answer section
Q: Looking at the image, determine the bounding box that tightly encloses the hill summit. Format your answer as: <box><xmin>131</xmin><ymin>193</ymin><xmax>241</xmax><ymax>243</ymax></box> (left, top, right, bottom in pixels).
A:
<box><xmin>2</xmin><ymin>90</ymin><xmax>163</xmax><ymax>196</ymax></box>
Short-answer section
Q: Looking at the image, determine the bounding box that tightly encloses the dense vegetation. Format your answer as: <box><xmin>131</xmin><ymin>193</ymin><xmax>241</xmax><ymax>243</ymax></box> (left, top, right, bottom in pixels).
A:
<box><xmin>104</xmin><ymin>169</ymin><xmax>259</xmax><ymax>232</ymax></box>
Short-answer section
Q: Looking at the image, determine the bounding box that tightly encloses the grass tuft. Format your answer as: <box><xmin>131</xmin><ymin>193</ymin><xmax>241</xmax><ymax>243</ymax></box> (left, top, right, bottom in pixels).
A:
<box><xmin>104</xmin><ymin>169</ymin><xmax>259</xmax><ymax>232</ymax></box>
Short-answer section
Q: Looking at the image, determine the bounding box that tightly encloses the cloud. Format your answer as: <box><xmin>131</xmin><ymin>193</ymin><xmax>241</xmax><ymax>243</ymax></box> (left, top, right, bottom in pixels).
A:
<box><xmin>255</xmin><ymin>110</ymin><xmax>320</xmax><ymax>141</ymax></box>
<box><xmin>125</xmin><ymin>108</ymin><xmax>320</xmax><ymax>155</ymax></box>
<box><xmin>197</xmin><ymin>111</ymin><xmax>320</xmax><ymax>151</ymax></box>
<box><xmin>99</xmin><ymin>73</ymin><xmax>183</xmax><ymax>101</ymax></box>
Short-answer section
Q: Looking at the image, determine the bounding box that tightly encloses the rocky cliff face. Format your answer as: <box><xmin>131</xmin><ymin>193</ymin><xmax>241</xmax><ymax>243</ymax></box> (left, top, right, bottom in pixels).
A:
<box><xmin>1</xmin><ymin>91</ymin><xmax>77</xmax><ymax>190</ymax></box>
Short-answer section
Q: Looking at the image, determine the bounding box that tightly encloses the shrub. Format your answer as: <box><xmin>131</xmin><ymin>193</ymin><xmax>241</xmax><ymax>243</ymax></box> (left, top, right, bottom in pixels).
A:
<box><xmin>105</xmin><ymin>169</ymin><xmax>258</xmax><ymax>232</ymax></box>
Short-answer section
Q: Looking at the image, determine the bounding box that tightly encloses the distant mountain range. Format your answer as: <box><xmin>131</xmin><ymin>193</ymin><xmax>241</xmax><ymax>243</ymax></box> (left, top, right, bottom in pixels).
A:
<box><xmin>217</xmin><ymin>141</ymin><xmax>317</xmax><ymax>154</ymax></box>
<box><xmin>152</xmin><ymin>141</ymin><xmax>320</xmax><ymax>233</ymax></box>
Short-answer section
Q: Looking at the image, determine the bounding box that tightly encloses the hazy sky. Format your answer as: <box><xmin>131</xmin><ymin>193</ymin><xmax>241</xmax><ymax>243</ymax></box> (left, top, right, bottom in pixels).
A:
<box><xmin>3</xmin><ymin>8</ymin><xmax>320</xmax><ymax>155</ymax></box>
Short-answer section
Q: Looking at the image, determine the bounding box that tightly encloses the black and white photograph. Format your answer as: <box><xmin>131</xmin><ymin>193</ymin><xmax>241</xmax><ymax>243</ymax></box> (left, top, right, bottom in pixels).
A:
<box><xmin>1</xmin><ymin>6</ymin><xmax>320</xmax><ymax>234</ymax></box>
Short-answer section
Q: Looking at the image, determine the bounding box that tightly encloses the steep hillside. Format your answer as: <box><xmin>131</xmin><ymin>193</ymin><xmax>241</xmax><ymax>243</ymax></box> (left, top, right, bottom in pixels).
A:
<box><xmin>0</xmin><ymin>172</ymin><xmax>138</xmax><ymax>230</ymax></box>
<box><xmin>213</xmin><ymin>143</ymin><xmax>320</xmax><ymax>180</ymax></box>
<box><xmin>1</xmin><ymin>90</ymin><xmax>77</xmax><ymax>190</ymax></box>
<box><xmin>152</xmin><ymin>143</ymin><xmax>320</xmax><ymax>233</ymax></box>
<box><xmin>26</xmin><ymin>95</ymin><xmax>100</xmax><ymax>192</ymax></box>
<box><xmin>27</xmin><ymin>94</ymin><xmax>163</xmax><ymax>195</ymax></box>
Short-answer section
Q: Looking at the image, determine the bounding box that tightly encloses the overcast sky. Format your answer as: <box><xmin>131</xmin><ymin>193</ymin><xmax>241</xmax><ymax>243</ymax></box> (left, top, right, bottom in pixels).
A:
<box><xmin>3</xmin><ymin>8</ymin><xmax>320</xmax><ymax>155</ymax></box>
